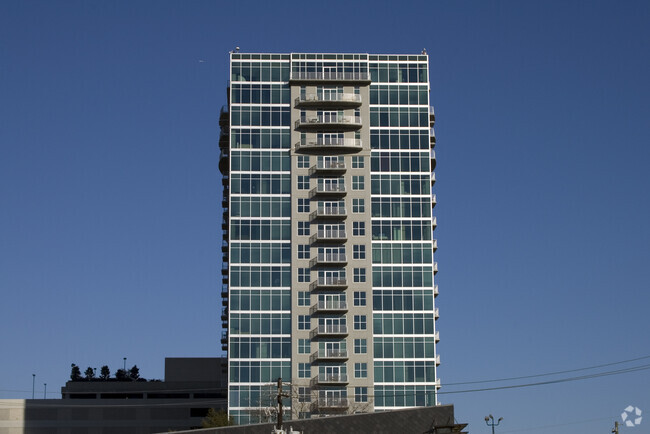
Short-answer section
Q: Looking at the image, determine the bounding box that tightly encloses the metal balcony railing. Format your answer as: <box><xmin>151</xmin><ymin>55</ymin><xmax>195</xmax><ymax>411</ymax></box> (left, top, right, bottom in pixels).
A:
<box><xmin>310</xmin><ymin>228</ymin><xmax>347</xmax><ymax>243</ymax></box>
<box><xmin>310</xmin><ymin>183</ymin><xmax>346</xmax><ymax>197</ymax></box>
<box><xmin>295</xmin><ymin>93</ymin><xmax>362</xmax><ymax>106</ymax></box>
<box><xmin>310</xmin><ymin>300</ymin><xmax>348</xmax><ymax>315</ymax></box>
<box><xmin>309</xmin><ymin>276</ymin><xmax>348</xmax><ymax>291</ymax></box>
<box><xmin>310</xmin><ymin>324</ymin><xmax>348</xmax><ymax>338</ymax></box>
<box><xmin>295</xmin><ymin>115</ymin><xmax>362</xmax><ymax>129</ymax></box>
<box><xmin>311</xmin><ymin>373</ymin><xmax>348</xmax><ymax>386</ymax></box>
<box><xmin>310</xmin><ymin>349</ymin><xmax>348</xmax><ymax>364</ymax></box>
<box><xmin>291</xmin><ymin>71</ymin><xmax>371</xmax><ymax>82</ymax></box>
<box><xmin>296</xmin><ymin>138</ymin><xmax>362</xmax><ymax>152</ymax></box>
<box><xmin>310</xmin><ymin>252</ymin><xmax>347</xmax><ymax>266</ymax></box>
<box><xmin>310</xmin><ymin>206</ymin><xmax>347</xmax><ymax>219</ymax></box>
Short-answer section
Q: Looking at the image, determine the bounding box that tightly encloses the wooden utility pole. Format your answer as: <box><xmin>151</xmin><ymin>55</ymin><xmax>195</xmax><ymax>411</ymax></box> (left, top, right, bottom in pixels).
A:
<box><xmin>276</xmin><ymin>377</ymin><xmax>289</xmax><ymax>431</ymax></box>
<box><xmin>612</xmin><ymin>421</ymin><xmax>619</xmax><ymax>434</ymax></box>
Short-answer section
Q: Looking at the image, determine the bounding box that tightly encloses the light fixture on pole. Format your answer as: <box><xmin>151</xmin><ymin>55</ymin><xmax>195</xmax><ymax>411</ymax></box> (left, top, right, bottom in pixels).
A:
<box><xmin>485</xmin><ymin>414</ymin><xmax>503</xmax><ymax>434</ymax></box>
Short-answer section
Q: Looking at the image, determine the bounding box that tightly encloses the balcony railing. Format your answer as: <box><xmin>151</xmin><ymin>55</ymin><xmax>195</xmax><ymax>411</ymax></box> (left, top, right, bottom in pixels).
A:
<box><xmin>311</xmin><ymin>373</ymin><xmax>349</xmax><ymax>386</ymax></box>
<box><xmin>295</xmin><ymin>93</ymin><xmax>362</xmax><ymax>107</ymax></box>
<box><xmin>310</xmin><ymin>324</ymin><xmax>348</xmax><ymax>338</ymax></box>
<box><xmin>309</xmin><ymin>276</ymin><xmax>348</xmax><ymax>291</ymax></box>
<box><xmin>310</xmin><ymin>252</ymin><xmax>347</xmax><ymax>267</ymax></box>
<box><xmin>311</xmin><ymin>160</ymin><xmax>346</xmax><ymax>173</ymax></box>
<box><xmin>310</xmin><ymin>183</ymin><xmax>346</xmax><ymax>197</ymax></box>
<box><xmin>310</xmin><ymin>300</ymin><xmax>348</xmax><ymax>315</ymax></box>
<box><xmin>295</xmin><ymin>115</ymin><xmax>362</xmax><ymax>130</ymax></box>
<box><xmin>296</xmin><ymin>138</ymin><xmax>362</xmax><ymax>152</ymax></box>
<box><xmin>291</xmin><ymin>71</ymin><xmax>371</xmax><ymax>82</ymax></box>
<box><xmin>310</xmin><ymin>206</ymin><xmax>347</xmax><ymax>220</ymax></box>
<box><xmin>312</xmin><ymin>398</ymin><xmax>349</xmax><ymax>411</ymax></box>
<box><xmin>310</xmin><ymin>228</ymin><xmax>347</xmax><ymax>243</ymax></box>
<box><xmin>310</xmin><ymin>349</ymin><xmax>348</xmax><ymax>364</ymax></box>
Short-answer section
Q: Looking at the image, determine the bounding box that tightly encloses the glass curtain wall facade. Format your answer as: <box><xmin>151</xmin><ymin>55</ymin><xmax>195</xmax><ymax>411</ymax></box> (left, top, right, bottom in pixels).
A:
<box><xmin>219</xmin><ymin>53</ymin><xmax>439</xmax><ymax>425</ymax></box>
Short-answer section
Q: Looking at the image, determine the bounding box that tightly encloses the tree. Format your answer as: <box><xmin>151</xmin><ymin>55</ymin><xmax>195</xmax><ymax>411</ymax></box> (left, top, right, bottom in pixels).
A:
<box><xmin>70</xmin><ymin>364</ymin><xmax>82</xmax><ymax>381</ymax></box>
<box><xmin>99</xmin><ymin>365</ymin><xmax>110</xmax><ymax>380</ymax></box>
<box><xmin>129</xmin><ymin>365</ymin><xmax>140</xmax><ymax>381</ymax></box>
<box><xmin>201</xmin><ymin>409</ymin><xmax>235</xmax><ymax>428</ymax></box>
<box><xmin>115</xmin><ymin>369</ymin><xmax>127</xmax><ymax>381</ymax></box>
<box><xmin>84</xmin><ymin>367</ymin><xmax>95</xmax><ymax>380</ymax></box>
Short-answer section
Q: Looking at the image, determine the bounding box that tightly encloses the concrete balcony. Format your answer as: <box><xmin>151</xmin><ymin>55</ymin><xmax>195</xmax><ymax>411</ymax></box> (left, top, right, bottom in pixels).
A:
<box><xmin>430</xmin><ymin>128</ymin><xmax>436</xmax><ymax>148</ymax></box>
<box><xmin>296</xmin><ymin>138</ymin><xmax>362</xmax><ymax>153</ymax></box>
<box><xmin>429</xmin><ymin>106</ymin><xmax>435</xmax><ymax>126</ymax></box>
<box><xmin>310</xmin><ymin>300</ymin><xmax>348</xmax><ymax>316</ymax></box>
<box><xmin>295</xmin><ymin>115</ymin><xmax>362</xmax><ymax>131</ymax></box>
<box><xmin>310</xmin><ymin>324</ymin><xmax>348</xmax><ymax>339</ymax></box>
<box><xmin>434</xmin><ymin>284</ymin><xmax>439</xmax><ymax>296</ymax></box>
<box><xmin>432</xmin><ymin>238</ymin><xmax>438</xmax><ymax>252</ymax></box>
<box><xmin>310</xmin><ymin>252</ymin><xmax>347</xmax><ymax>267</ymax></box>
<box><xmin>433</xmin><ymin>262</ymin><xmax>438</xmax><ymax>275</ymax></box>
<box><xmin>434</xmin><ymin>307</ymin><xmax>439</xmax><ymax>319</ymax></box>
<box><xmin>310</xmin><ymin>183</ymin><xmax>347</xmax><ymax>197</ymax></box>
<box><xmin>295</xmin><ymin>93</ymin><xmax>362</xmax><ymax>108</ymax></box>
<box><xmin>311</xmin><ymin>373</ymin><xmax>349</xmax><ymax>387</ymax></box>
<box><xmin>290</xmin><ymin>71</ymin><xmax>371</xmax><ymax>83</ymax></box>
<box><xmin>434</xmin><ymin>330</ymin><xmax>440</xmax><ymax>343</ymax></box>
<box><xmin>310</xmin><ymin>206</ymin><xmax>347</xmax><ymax>220</ymax></box>
<box><xmin>310</xmin><ymin>349</ymin><xmax>349</xmax><ymax>364</ymax></box>
<box><xmin>309</xmin><ymin>277</ymin><xmax>348</xmax><ymax>291</ymax></box>
<box><xmin>310</xmin><ymin>228</ymin><xmax>347</xmax><ymax>244</ymax></box>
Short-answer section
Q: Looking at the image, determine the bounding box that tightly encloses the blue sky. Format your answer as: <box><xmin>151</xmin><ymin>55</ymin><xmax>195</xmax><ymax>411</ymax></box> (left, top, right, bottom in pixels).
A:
<box><xmin>1</xmin><ymin>1</ymin><xmax>649</xmax><ymax>432</ymax></box>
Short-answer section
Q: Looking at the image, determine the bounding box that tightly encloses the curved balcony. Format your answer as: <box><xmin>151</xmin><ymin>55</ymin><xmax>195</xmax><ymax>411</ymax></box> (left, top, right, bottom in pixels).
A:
<box><xmin>310</xmin><ymin>228</ymin><xmax>347</xmax><ymax>244</ymax></box>
<box><xmin>310</xmin><ymin>349</ymin><xmax>349</xmax><ymax>364</ymax></box>
<box><xmin>310</xmin><ymin>300</ymin><xmax>348</xmax><ymax>316</ymax></box>
<box><xmin>309</xmin><ymin>276</ymin><xmax>348</xmax><ymax>291</ymax></box>
<box><xmin>290</xmin><ymin>71</ymin><xmax>371</xmax><ymax>84</ymax></box>
<box><xmin>295</xmin><ymin>115</ymin><xmax>362</xmax><ymax>131</ymax></box>
<box><xmin>295</xmin><ymin>93</ymin><xmax>362</xmax><ymax>108</ymax></box>
<box><xmin>311</xmin><ymin>373</ymin><xmax>349</xmax><ymax>387</ymax></box>
<box><xmin>296</xmin><ymin>138</ymin><xmax>362</xmax><ymax>153</ymax></box>
<box><xmin>310</xmin><ymin>324</ymin><xmax>348</xmax><ymax>339</ymax></box>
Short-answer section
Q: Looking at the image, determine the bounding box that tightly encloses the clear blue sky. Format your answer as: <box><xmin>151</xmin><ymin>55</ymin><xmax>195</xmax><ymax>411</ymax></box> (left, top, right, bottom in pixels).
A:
<box><xmin>1</xmin><ymin>1</ymin><xmax>649</xmax><ymax>432</ymax></box>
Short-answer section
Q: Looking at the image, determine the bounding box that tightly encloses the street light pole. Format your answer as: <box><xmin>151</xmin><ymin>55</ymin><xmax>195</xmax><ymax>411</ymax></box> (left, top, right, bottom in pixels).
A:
<box><xmin>485</xmin><ymin>414</ymin><xmax>503</xmax><ymax>434</ymax></box>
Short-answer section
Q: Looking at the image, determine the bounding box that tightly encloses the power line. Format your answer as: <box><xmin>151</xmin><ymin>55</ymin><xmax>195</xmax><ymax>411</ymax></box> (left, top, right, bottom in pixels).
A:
<box><xmin>441</xmin><ymin>354</ymin><xmax>650</xmax><ymax>386</ymax></box>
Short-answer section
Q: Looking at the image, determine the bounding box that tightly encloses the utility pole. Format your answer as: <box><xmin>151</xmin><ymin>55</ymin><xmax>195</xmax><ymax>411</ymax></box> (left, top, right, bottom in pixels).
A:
<box><xmin>612</xmin><ymin>421</ymin><xmax>619</xmax><ymax>434</ymax></box>
<box><xmin>276</xmin><ymin>377</ymin><xmax>290</xmax><ymax>431</ymax></box>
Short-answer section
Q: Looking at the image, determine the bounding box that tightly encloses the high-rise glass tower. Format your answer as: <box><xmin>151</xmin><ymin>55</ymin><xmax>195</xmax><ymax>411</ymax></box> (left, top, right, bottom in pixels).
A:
<box><xmin>219</xmin><ymin>53</ymin><xmax>439</xmax><ymax>425</ymax></box>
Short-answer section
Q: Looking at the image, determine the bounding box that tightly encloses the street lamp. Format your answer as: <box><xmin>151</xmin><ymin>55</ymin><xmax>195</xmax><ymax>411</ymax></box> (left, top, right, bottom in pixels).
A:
<box><xmin>485</xmin><ymin>414</ymin><xmax>503</xmax><ymax>434</ymax></box>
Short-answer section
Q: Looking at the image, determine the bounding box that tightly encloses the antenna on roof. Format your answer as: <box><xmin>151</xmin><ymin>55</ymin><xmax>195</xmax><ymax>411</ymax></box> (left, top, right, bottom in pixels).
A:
<box><xmin>422</xmin><ymin>48</ymin><xmax>427</xmax><ymax>55</ymax></box>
